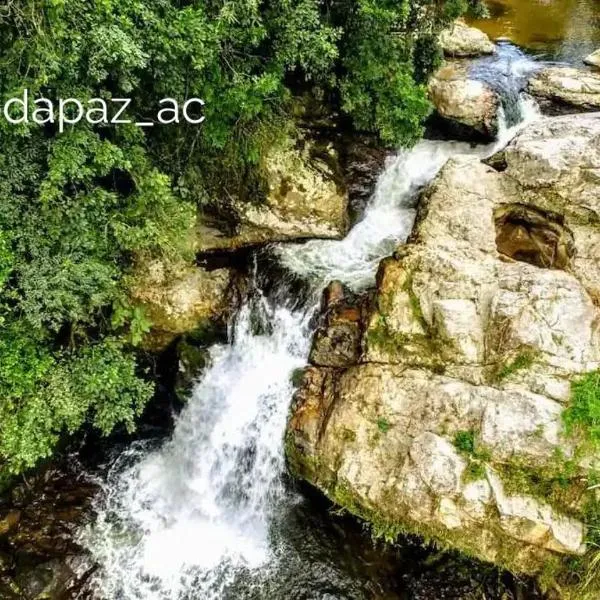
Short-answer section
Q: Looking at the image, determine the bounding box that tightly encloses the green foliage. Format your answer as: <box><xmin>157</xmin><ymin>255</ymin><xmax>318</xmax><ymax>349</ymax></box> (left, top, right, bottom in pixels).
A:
<box><xmin>377</xmin><ymin>417</ymin><xmax>392</xmax><ymax>434</ymax></box>
<box><xmin>333</xmin><ymin>0</ymin><xmax>434</xmax><ymax>146</ymax></box>
<box><xmin>366</xmin><ymin>315</ymin><xmax>407</xmax><ymax>354</ymax></box>
<box><xmin>454</xmin><ymin>430</ymin><xmax>476</xmax><ymax>454</ymax></box>
<box><xmin>0</xmin><ymin>327</ymin><xmax>151</xmax><ymax>473</ymax></box>
<box><xmin>559</xmin><ymin>371</ymin><xmax>600</xmax><ymax>596</ymax></box>
<box><xmin>464</xmin><ymin>461</ymin><xmax>486</xmax><ymax>482</ymax></box>
<box><xmin>453</xmin><ymin>429</ymin><xmax>491</xmax><ymax>482</ymax></box>
<box><xmin>494</xmin><ymin>451</ymin><xmax>582</xmax><ymax>516</ymax></box>
<box><xmin>402</xmin><ymin>276</ymin><xmax>426</xmax><ymax>324</ymax></box>
<box><xmin>564</xmin><ymin>371</ymin><xmax>600</xmax><ymax>449</ymax></box>
<box><xmin>290</xmin><ymin>368</ymin><xmax>306</xmax><ymax>388</ymax></box>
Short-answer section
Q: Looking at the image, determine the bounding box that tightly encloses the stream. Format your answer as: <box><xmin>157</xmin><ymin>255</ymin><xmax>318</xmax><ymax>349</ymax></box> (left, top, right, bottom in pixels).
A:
<box><xmin>77</xmin><ymin>44</ymin><xmax>544</xmax><ymax>600</ymax></box>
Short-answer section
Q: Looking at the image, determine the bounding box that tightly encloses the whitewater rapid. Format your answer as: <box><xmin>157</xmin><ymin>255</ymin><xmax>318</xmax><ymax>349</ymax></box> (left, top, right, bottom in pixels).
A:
<box><xmin>81</xmin><ymin>64</ymin><xmax>540</xmax><ymax>600</ymax></box>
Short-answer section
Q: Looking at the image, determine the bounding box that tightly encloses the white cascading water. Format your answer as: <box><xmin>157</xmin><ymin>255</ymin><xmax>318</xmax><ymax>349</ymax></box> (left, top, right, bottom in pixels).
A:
<box><xmin>81</xmin><ymin>78</ymin><xmax>540</xmax><ymax>599</ymax></box>
<box><xmin>275</xmin><ymin>101</ymin><xmax>538</xmax><ymax>290</ymax></box>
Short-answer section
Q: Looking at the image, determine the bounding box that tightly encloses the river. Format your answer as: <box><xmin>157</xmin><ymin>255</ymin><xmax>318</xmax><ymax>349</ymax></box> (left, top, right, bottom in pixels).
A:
<box><xmin>77</xmin><ymin>43</ymin><xmax>546</xmax><ymax>600</ymax></box>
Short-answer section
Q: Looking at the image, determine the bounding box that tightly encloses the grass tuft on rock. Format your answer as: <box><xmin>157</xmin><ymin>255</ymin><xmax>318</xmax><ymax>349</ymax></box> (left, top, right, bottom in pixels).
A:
<box><xmin>560</xmin><ymin>371</ymin><xmax>600</xmax><ymax>598</ymax></box>
<box><xmin>495</xmin><ymin>350</ymin><xmax>537</xmax><ymax>381</ymax></box>
<box><xmin>377</xmin><ymin>417</ymin><xmax>392</xmax><ymax>434</ymax></box>
<box><xmin>563</xmin><ymin>370</ymin><xmax>600</xmax><ymax>449</ymax></box>
<box><xmin>453</xmin><ymin>430</ymin><xmax>491</xmax><ymax>483</ymax></box>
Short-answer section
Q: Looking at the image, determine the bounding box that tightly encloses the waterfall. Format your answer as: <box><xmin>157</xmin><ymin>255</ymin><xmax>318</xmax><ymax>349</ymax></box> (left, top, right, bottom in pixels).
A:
<box><xmin>275</xmin><ymin>95</ymin><xmax>540</xmax><ymax>291</ymax></box>
<box><xmin>468</xmin><ymin>42</ymin><xmax>541</xmax><ymax>127</ymax></box>
<box><xmin>80</xmin><ymin>91</ymin><xmax>540</xmax><ymax>600</ymax></box>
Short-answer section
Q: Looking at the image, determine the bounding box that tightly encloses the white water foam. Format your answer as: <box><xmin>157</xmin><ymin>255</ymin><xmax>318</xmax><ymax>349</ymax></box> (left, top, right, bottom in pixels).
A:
<box><xmin>82</xmin><ymin>298</ymin><xmax>313</xmax><ymax>599</ymax></box>
<box><xmin>81</xmin><ymin>94</ymin><xmax>540</xmax><ymax>600</ymax></box>
<box><xmin>276</xmin><ymin>95</ymin><xmax>540</xmax><ymax>290</ymax></box>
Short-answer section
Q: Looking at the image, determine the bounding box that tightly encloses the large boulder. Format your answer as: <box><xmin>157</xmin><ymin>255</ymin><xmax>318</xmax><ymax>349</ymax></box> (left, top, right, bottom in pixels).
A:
<box><xmin>197</xmin><ymin>139</ymin><xmax>349</xmax><ymax>253</ymax></box>
<box><xmin>527</xmin><ymin>66</ymin><xmax>600</xmax><ymax>114</ymax></box>
<box><xmin>500</xmin><ymin>112</ymin><xmax>600</xmax><ymax>298</ymax></box>
<box><xmin>287</xmin><ymin>113</ymin><xmax>600</xmax><ymax>590</ymax></box>
<box><xmin>289</xmin><ymin>365</ymin><xmax>586</xmax><ymax>569</ymax></box>
<box><xmin>129</xmin><ymin>258</ymin><xmax>235</xmax><ymax>350</ymax></box>
<box><xmin>429</xmin><ymin>62</ymin><xmax>500</xmax><ymax>141</ymax></box>
<box><xmin>0</xmin><ymin>464</ymin><xmax>98</xmax><ymax>600</ymax></box>
<box><xmin>308</xmin><ymin>281</ymin><xmax>368</xmax><ymax>368</ymax></box>
<box><xmin>440</xmin><ymin>20</ymin><xmax>495</xmax><ymax>58</ymax></box>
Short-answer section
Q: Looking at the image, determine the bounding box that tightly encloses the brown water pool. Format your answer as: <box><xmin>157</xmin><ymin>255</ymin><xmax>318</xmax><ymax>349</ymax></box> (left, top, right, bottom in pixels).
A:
<box><xmin>469</xmin><ymin>0</ymin><xmax>600</xmax><ymax>63</ymax></box>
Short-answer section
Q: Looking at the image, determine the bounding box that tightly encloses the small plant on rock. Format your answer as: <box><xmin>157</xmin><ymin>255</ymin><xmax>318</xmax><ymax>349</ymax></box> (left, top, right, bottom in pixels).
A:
<box><xmin>377</xmin><ymin>417</ymin><xmax>392</xmax><ymax>434</ymax></box>
<box><xmin>495</xmin><ymin>350</ymin><xmax>537</xmax><ymax>382</ymax></box>
<box><xmin>563</xmin><ymin>370</ymin><xmax>600</xmax><ymax>449</ymax></box>
<box><xmin>453</xmin><ymin>430</ymin><xmax>491</xmax><ymax>483</ymax></box>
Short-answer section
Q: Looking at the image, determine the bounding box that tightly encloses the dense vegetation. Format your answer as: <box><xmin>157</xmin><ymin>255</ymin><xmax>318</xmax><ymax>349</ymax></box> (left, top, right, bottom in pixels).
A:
<box><xmin>0</xmin><ymin>0</ymin><xmax>480</xmax><ymax>477</ymax></box>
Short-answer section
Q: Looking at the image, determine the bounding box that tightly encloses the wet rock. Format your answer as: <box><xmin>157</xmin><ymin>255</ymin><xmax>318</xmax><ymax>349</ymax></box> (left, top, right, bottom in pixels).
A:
<box><xmin>321</xmin><ymin>280</ymin><xmax>346</xmax><ymax>308</ymax></box>
<box><xmin>196</xmin><ymin>137</ymin><xmax>349</xmax><ymax>252</ymax></box>
<box><xmin>129</xmin><ymin>258</ymin><xmax>234</xmax><ymax>350</ymax></box>
<box><xmin>0</xmin><ymin>576</ymin><xmax>21</xmax><ymax>599</ymax></box>
<box><xmin>429</xmin><ymin>62</ymin><xmax>500</xmax><ymax>142</ymax></box>
<box><xmin>0</xmin><ymin>511</ymin><xmax>21</xmax><ymax>537</ymax></box>
<box><xmin>0</xmin><ymin>462</ymin><xmax>98</xmax><ymax>600</ymax></box>
<box><xmin>15</xmin><ymin>559</ymin><xmax>74</xmax><ymax>600</ymax></box>
<box><xmin>440</xmin><ymin>20</ymin><xmax>495</xmax><ymax>58</ymax></box>
<box><xmin>584</xmin><ymin>49</ymin><xmax>600</xmax><ymax>69</ymax></box>
<box><xmin>287</xmin><ymin>113</ymin><xmax>600</xmax><ymax>583</ymax></box>
<box><xmin>527</xmin><ymin>66</ymin><xmax>600</xmax><ymax>114</ymax></box>
<box><xmin>0</xmin><ymin>551</ymin><xmax>15</xmax><ymax>574</ymax></box>
<box><xmin>309</xmin><ymin>282</ymin><xmax>367</xmax><ymax>368</ymax></box>
<box><xmin>174</xmin><ymin>325</ymin><xmax>227</xmax><ymax>401</ymax></box>
<box><xmin>337</xmin><ymin>135</ymin><xmax>390</xmax><ymax>224</ymax></box>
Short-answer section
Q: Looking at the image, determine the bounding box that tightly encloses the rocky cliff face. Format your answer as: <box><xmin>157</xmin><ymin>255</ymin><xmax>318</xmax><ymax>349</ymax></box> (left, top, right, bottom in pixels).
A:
<box><xmin>286</xmin><ymin>113</ymin><xmax>600</xmax><ymax>594</ymax></box>
<box><xmin>196</xmin><ymin>137</ymin><xmax>349</xmax><ymax>253</ymax></box>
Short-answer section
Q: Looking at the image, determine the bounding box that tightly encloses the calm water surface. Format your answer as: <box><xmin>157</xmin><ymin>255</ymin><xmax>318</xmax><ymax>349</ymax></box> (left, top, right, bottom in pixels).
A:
<box><xmin>470</xmin><ymin>0</ymin><xmax>600</xmax><ymax>63</ymax></box>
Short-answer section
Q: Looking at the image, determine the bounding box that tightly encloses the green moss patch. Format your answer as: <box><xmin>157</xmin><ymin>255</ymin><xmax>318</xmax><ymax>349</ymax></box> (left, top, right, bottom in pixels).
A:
<box><xmin>452</xmin><ymin>430</ymin><xmax>491</xmax><ymax>483</ymax></box>
<box><xmin>495</xmin><ymin>350</ymin><xmax>537</xmax><ymax>382</ymax></box>
<box><xmin>377</xmin><ymin>417</ymin><xmax>392</xmax><ymax>434</ymax></box>
<box><xmin>563</xmin><ymin>371</ymin><xmax>600</xmax><ymax>450</ymax></box>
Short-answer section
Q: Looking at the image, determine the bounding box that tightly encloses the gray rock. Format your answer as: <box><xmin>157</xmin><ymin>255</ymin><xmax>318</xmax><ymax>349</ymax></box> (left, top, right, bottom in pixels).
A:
<box><xmin>15</xmin><ymin>559</ymin><xmax>75</xmax><ymax>600</ymax></box>
<box><xmin>429</xmin><ymin>62</ymin><xmax>500</xmax><ymax>141</ymax></box>
<box><xmin>129</xmin><ymin>258</ymin><xmax>234</xmax><ymax>350</ymax></box>
<box><xmin>584</xmin><ymin>49</ymin><xmax>600</xmax><ymax>69</ymax></box>
<box><xmin>196</xmin><ymin>138</ymin><xmax>349</xmax><ymax>252</ymax></box>
<box><xmin>527</xmin><ymin>66</ymin><xmax>600</xmax><ymax>114</ymax></box>
<box><xmin>440</xmin><ymin>20</ymin><xmax>495</xmax><ymax>58</ymax></box>
<box><xmin>287</xmin><ymin>113</ymin><xmax>600</xmax><ymax>581</ymax></box>
<box><xmin>309</xmin><ymin>282</ymin><xmax>365</xmax><ymax>368</ymax></box>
